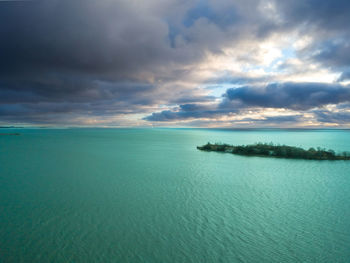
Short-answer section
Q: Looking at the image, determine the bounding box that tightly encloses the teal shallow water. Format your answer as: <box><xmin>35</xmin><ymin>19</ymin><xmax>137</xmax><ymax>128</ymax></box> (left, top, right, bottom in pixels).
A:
<box><xmin>0</xmin><ymin>128</ymin><xmax>350</xmax><ymax>262</ymax></box>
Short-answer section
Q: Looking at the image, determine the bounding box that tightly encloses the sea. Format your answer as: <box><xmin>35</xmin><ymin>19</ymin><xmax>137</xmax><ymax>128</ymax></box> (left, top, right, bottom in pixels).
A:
<box><xmin>1</xmin><ymin>128</ymin><xmax>349</xmax><ymax>262</ymax></box>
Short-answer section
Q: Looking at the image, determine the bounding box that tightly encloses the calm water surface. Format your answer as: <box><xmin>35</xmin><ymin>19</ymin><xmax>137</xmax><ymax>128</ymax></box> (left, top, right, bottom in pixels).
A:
<box><xmin>1</xmin><ymin>128</ymin><xmax>350</xmax><ymax>262</ymax></box>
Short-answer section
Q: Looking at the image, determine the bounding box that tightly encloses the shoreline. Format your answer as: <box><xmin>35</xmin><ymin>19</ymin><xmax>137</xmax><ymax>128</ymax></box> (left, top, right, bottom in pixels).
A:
<box><xmin>197</xmin><ymin>143</ymin><xmax>350</xmax><ymax>161</ymax></box>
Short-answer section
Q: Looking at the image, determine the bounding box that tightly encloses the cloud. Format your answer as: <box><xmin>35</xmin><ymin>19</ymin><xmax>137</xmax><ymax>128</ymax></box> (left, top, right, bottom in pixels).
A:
<box><xmin>143</xmin><ymin>103</ymin><xmax>232</xmax><ymax>121</ymax></box>
<box><xmin>1</xmin><ymin>0</ymin><xmax>350</xmax><ymax>126</ymax></box>
<box><xmin>1</xmin><ymin>0</ymin><xmax>254</xmax><ymax>124</ymax></box>
<box><xmin>313</xmin><ymin>109</ymin><xmax>350</xmax><ymax>124</ymax></box>
<box><xmin>144</xmin><ymin>105</ymin><xmax>305</xmax><ymax>127</ymax></box>
<box><xmin>242</xmin><ymin>115</ymin><xmax>303</xmax><ymax>123</ymax></box>
<box><xmin>0</xmin><ymin>0</ymin><xmax>173</xmax><ymax>75</ymax></box>
<box><xmin>310</xmin><ymin>39</ymin><xmax>350</xmax><ymax>69</ymax></box>
<box><xmin>224</xmin><ymin>82</ymin><xmax>350</xmax><ymax>110</ymax></box>
<box><xmin>269</xmin><ymin>0</ymin><xmax>350</xmax><ymax>75</ymax></box>
<box><xmin>338</xmin><ymin>70</ymin><xmax>350</xmax><ymax>81</ymax></box>
<box><xmin>144</xmin><ymin>81</ymin><xmax>350</xmax><ymax>124</ymax></box>
<box><xmin>183</xmin><ymin>0</ymin><xmax>240</xmax><ymax>28</ymax></box>
<box><xmin>276</xmin><ymin>0</ymin><xmax>350</xmax><ymax>30</ymax></box>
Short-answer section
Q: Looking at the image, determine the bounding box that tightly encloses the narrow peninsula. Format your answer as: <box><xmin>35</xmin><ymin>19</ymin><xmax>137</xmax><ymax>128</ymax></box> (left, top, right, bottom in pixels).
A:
<box><xmin>197</xmin><ymin>143</ymin><xmax>350</xmax><ymax>160</ymax></box>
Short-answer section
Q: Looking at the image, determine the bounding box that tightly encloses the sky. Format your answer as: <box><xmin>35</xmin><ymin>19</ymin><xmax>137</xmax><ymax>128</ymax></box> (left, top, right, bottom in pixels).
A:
<box><xmin>1</xmin><ymin>0</ymin><xmax>350</xmax><ymax>128</ymax></box>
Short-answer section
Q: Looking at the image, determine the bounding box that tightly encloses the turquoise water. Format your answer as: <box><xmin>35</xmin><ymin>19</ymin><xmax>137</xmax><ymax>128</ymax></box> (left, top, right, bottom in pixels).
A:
<box><xmin>1</xmin><ymin>128</ymin><xmax>350</xmax><ymax>262</ymax></box>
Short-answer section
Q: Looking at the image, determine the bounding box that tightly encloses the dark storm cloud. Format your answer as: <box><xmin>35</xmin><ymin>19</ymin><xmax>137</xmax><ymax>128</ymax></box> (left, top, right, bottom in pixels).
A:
<box><xmin>0</xmin><ymin>0</ymin><xmax>170</xmax><ymax>76</ymax></box>
<box><xmin>224</xmin><ymin>82</ymin><xmax>350</xmax><ymax>110</ymax></box>
<box><xmin>0</xmin><ymin>75</ymin><xmax>156</xmax><ymax>105</ymax></box>
<box><xmin>144</xmin><ymin>103</ymin><xmax>304</xmax><ymax>125</ymax></box>
<box><xmin>314</xmin><ymin>109</ymin><xmax>350</xmax><ymax>124</ymax></box>
<box><xmin>144</xmin><ymin>82</ymin><xmax>350</xmax><ymax>122</ymax></box>
<box><xmin>1</xmin><ymin>0</ymin><xmax>291</xmax><ymax>81</ymax></box>
<box><xmin>0</xmin><ymin>0</ymin><xmax>256</xmax><ymax>124</ymax></box>
<box><xmin>0</xmin><ymin>0</ymin><xmax>173</xmax><ymax>121</ymax></box>
<box><xmin>1</xmin><ymin>0</ymin><xmax>350</xmax><ymax>126</ymax></box>
<box><xmin>276</xmin><ymin>0</ymin><xmax>350</xmax><ymax>30</ymax></box>
<box><xmin>143</xmin><ymin>103</ymin><xmax>233</xmax><ymax>121</ymax></box>
<box><xmin>1</xmin><ymin>0</ymin><xmax>262</xmax><ymax>80</ymax></box>
<box><xmin>338</xmin><ymin>70</ymin><xmax>350</xmax><ymax>81</ymax></box>
<box><xmin>309</xmin><ymin>39</ymin><xmax>350</xmax><ymax>69</ymax></box>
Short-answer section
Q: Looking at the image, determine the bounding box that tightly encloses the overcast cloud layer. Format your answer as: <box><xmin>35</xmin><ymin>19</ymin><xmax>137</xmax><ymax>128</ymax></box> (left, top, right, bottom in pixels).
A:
<box><xmin>1</xmin><ymin>0</ymin><xmax>350</xmax><ymax>127</ymax></box>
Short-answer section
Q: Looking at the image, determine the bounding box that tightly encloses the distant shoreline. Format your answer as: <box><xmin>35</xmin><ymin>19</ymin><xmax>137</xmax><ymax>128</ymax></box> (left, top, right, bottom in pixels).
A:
<box><xmin>1</xmin><ymin>127</ymin><xmax>350</xmax><ymax>131</ymax></box>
